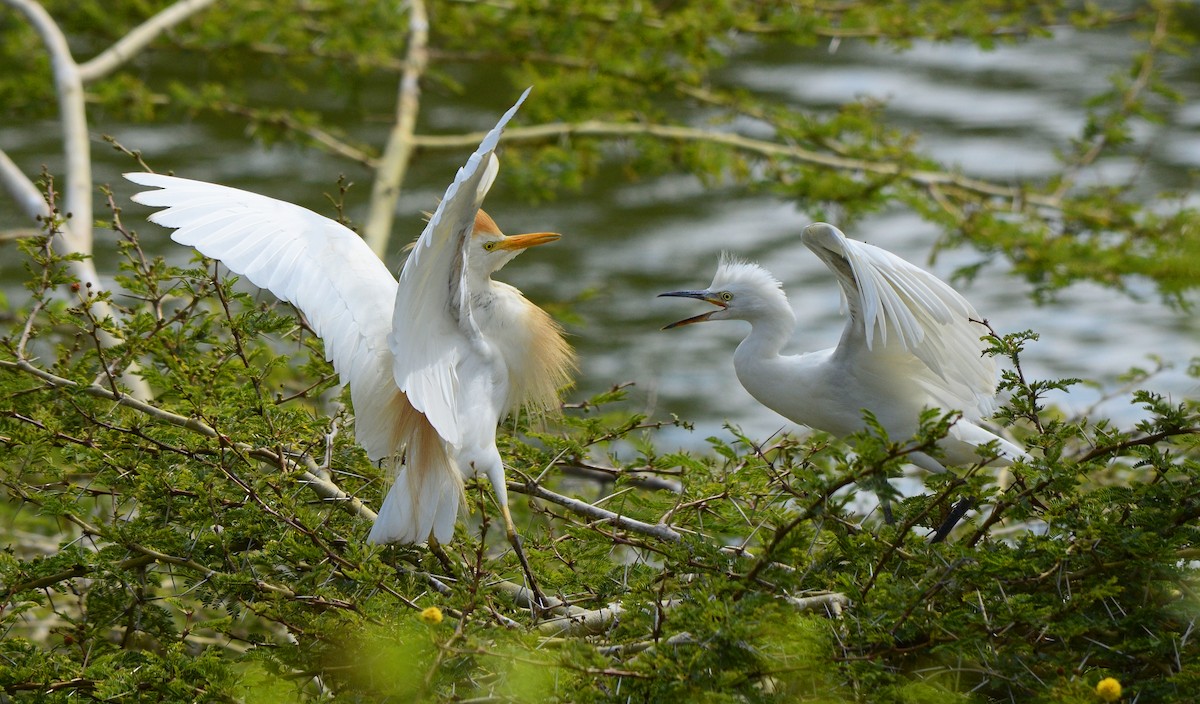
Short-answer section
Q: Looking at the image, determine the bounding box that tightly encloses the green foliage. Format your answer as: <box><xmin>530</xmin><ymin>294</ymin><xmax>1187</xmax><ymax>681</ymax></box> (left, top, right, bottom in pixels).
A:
<box><xmin>3</xmin><ymin>1</ymin><xmax>1200</xmax><ymax>701</ymax></box>
<box><xmin>3</xmin><ymin>217</ymin><xmax>1198</xmax><ymax>700</ymax></box>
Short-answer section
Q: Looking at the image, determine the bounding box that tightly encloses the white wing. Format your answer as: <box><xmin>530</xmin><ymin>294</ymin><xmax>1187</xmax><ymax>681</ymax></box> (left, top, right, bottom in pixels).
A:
<box><xmin>389</xmin><ymin>88</ymin><xmax>529</xmax><ymax>446</ymax></box>
<box><xmin>802</xmin><ymin>222</ymin><xmax>996</xmax><ymax>417</ymax></box>
<box><xmin>126</xmin><ymin>172</ymin><xmax>405</xmax><ymax>461</ymax></box>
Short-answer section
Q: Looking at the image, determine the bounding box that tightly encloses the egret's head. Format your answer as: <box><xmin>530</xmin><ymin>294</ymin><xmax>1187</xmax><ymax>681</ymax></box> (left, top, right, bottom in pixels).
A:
<box><xmin>659</xmin><ymin>254</ymin><xmax>787</xmax><ymax>328</ymax></box>
<box><xmin>472</xmin><ymin>209</ymin><xmax>560</xmax><ymax>273</ymax></box>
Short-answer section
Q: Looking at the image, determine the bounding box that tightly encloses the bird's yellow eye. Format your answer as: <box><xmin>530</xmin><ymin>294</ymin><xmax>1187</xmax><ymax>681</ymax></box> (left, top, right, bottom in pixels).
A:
<box><xmin>720</xmin><ymin>291</ymin><xmax>733</xmax><ymax>302</ymax></box>
<box><xmin>483</xmin><ymin>241</ymin><xmax>498</xmax><ymax>251</ymax></box>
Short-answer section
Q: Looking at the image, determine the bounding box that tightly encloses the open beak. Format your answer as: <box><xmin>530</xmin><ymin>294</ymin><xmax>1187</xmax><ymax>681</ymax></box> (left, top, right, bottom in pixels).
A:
<box><xmin>658</xmin><ymin>290</ymin><xmax>726</xmax><ymax>329</ymax></box>
<box><xmin>499</xmin><ymin>232</ymin><xmax>561</xmax><ymax>250</ymax></box>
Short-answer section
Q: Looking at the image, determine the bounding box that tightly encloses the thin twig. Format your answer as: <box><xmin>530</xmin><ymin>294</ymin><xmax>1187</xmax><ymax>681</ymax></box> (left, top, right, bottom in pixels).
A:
<box><xmin>1075</xmin><ymin>427</ymin><xmax>1200</xmax><ymax>464</ymax></box>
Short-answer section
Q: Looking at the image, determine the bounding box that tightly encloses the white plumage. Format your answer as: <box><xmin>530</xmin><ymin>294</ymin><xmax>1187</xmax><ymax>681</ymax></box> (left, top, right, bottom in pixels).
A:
<box><xmin>127</xmin><ymin>89</ymin><xmax>575</xmax><ymax>560</ymax></box>
<box><xmin>660</xmin><ymin>222</ymin><xmax>1025</xmax><ymax>473</ymax></box>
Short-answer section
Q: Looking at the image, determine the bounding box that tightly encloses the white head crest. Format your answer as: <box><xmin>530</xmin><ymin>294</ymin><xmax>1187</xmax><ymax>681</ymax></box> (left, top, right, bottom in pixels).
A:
<box><xmin>711</xmin><ymin>252</ymin><xmax>784</xmax><ymax>294</ymax></box>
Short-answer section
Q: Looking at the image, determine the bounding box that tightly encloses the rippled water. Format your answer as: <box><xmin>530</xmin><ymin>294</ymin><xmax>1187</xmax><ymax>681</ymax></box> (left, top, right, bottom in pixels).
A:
<box><xmin>2</xmin><ymin>28</ymin><xmax>1197</xmax><ymax>451</ymax></box>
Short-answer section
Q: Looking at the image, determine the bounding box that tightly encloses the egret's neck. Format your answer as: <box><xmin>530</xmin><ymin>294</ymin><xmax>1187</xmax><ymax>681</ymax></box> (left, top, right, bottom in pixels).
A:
<box><xmin>733</xmin><ymin>297</ymin><xmax>796</xmax><ymax>363</ymax></box>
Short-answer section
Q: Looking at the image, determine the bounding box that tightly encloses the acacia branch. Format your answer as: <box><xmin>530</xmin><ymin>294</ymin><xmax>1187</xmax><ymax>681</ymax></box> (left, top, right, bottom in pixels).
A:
<box><xmin>2</xmin><ymin>0</ymin><xmax>93</xmax><ymax>265</ymax></box>
<box><xmin>0</xmin><ymin>357</ymin><xmax>374</xmax><ymax>522</ymax></box>
<box><xmin>1051</xmin><ymin>6</ymin><xmax>1168</xmax><ymax>201</ymax></box>
<box><xmin>2</xmin><ymin>557</ymin><xmax>146</xmax><ymax>596</ymax></box>
<box><xmin>491</xmin><ymin>580</ymin><xmax>584</xmax><ymax>618</ymax></box>
<box><xmin>363</xmin><ymin>0</ymin><xmax>429</xmax><ymax>255</ymax></box>
<box><xmin>412</xmin><ymin>121</ymin><xmax>1065</xmax><ymax>211</ymax></box>
<box><xmin>537</xmin><ymin>602</ymin><xmax>626</xmax><ymax>636</ymax></box>
<box><xmin>1075</xmin><ymin>426</ymin><xmax>1200</xmax><ymax>464</ymax></box>
<box><xmin>78</xmin><ymin>0</ymin><xmax>220</xmax><ymax>82</ymax></box>
<box><xmin>2</xmin><ymin>481</ymin><xmax>311</xmax><ymax>604</ymax></box>
<box><xmin>2</xmin><ymin>0</ymin><xmax>152</xmax><ymax>398</ymax></box>
<box><xmin>210</xmin><ymin>101</ymin><xmax>378</xmax><ymax>167</ymax></box>
<box><xmin>783</xmin><ymin>592</ymin><xmax>849</xmax><ymax>617</ymax></box>
<box><xmin>0</xmin><ymin>355</ymin><xmax>583</xmax><ymax>613</ymax></box>
<box><xmin>0</xmin><ymin>150</ymin><xmax>48</xmax><ymax>221</ymax></box>
<box><xmin>510</xmin><ymin>480</ymin><xmax>682</xmax><ymax>542</ymax></box>
<box><xmin>444</xmin><ymin>0</ymin><xmax>1132</xmax><ymax>41</ymax></box>
<box><xmin>559</xmin><ymin>462</ymin><xmax>683</xmax><ymax>493</ymax></box>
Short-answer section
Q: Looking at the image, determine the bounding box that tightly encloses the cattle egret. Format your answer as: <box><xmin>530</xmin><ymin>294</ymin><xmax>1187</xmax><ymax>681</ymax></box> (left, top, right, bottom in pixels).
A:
<box><xmin>126</xmin><ymin>89</ymin><xmax>575</xmax><ymax>602</ymax></box>
<box><xmin>660</xmin><ymin>222</ymin><xmax>1024</xmax><ymax>475</ymax></box>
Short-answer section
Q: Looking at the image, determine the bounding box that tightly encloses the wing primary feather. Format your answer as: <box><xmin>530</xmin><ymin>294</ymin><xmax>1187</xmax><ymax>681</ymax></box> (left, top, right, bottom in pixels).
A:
<box><xmin>389</xmin><ymin>89</ymin><xmax>532</xmax><ymax>445</ymax></box>
<box><xmin>804</xmin><ymin>222</ymin><xmax>999</xmax><ymax>420</ymax></box>
<box><xmin>126</xmin><ymin>171</ymin><xmax>405</xmax><ymax>462</ymax></box>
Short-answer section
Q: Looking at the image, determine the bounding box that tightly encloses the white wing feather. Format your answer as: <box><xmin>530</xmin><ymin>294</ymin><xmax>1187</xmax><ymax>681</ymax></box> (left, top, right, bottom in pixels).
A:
<box><xmin>390</xmin><ymin>88</ymin><xmax>530</xmax><ymax>446</ymax></box>
<box><xmin>802</xmin><ymin>222</ymin><xmax>996</xmax><ymax>418</ymax></box>
<box><xmin>125</xmin><ymin>172</ymin><xmax>404</xmax><ymax>461</ymax></box>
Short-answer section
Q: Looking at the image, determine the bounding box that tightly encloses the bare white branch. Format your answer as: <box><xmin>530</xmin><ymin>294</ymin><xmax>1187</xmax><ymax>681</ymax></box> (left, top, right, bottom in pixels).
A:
<box><xmin>538</xmin><ymin>599</ymin><xmax>680</xmax><ymax>637</ymax></box>
<box><xmin>491</xmin><ymin>580</ymin><xmax>585</xmax><ymax>618</ymax></box>
<box><xmin>783</xmin><ymin>592</ymin><xmax>849</xmax><ymax>617</ymax></box>
<box><xmin>363</xmin><ymin>0</ymin><xmax>429</xmax><ymax>255</ymax></box>
<box><xmin>78</xmin><ymin>0</ymin><xmax>220</xmax><ymax>82</ymax></box>
<box><xmin>2</xmin><ymin>0</ymin><xmax>93</xmax><ymax>260</ymax></box>
<box><xmin>0</xmin><ymin>149</ymin><xmax>49</xmax><ymax>221</ymax></box>
<box><xmin>2</xmin><ymin>0</ymin><xmax>152</xmax><ymax>399</ymax></box>
<box><xmin>511</xmin><ymin>481</ymin><xmax>683</xmax><ymax>542</ymax></box>
<box><xmin>538</xmin><ymin>602</ymin><xmax>625</xmax><ymax>636</ymax></box>
<box><xmin>594</xmin><ymin>631</ymin><xmax>696</xmax><ymax>656</ymax></box>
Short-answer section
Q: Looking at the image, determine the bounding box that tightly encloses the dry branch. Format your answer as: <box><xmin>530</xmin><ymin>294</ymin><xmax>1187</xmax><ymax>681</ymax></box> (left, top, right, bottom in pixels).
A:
<box><xmin>511</xmin><ymin>480</ymin><xmax>683</xmax><ymax>542</ymax></box>
<box><xmin>78</xmin><ymin>0</ymin><xmax>220</xmax><ymax>82</ymax></box>
<box><xmin>363</xmin><ymin>0</ymin><xmax>429</xmax><ymax>255</ymax></box>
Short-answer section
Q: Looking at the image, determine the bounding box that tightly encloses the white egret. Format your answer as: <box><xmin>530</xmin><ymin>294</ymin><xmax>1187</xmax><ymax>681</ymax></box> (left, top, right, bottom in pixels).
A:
<box><xmin>660</xmin><ymin>222</ymin><xmax>1024</xmax><ymax>475</ymax></box>
<box><xmin>126</xmin><ymin>90</ymin><xmax>575</xmax><ymax>599</ymax></box>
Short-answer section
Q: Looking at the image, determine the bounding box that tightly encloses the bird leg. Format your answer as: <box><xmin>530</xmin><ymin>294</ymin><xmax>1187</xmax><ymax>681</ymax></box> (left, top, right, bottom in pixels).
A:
<box><xmin>878</xmin><ymin>495</ymin><xmax>895</xmax><ymax>525</ymax></box>
<box><xmin>863</xmin><ymin>474</ymin><xmax>896</xmax><ymax>525</ymax></box>
<box><xmin>931</xmin><ymin>497</ymin><xmax>975</xmax><ymax>543</ymax></box>
<box><xmin>427</xmin><ymin>535</ymin><xmax>457</xmax><ymax>575</ymax></box>
<box><xmin>499</xmin><ymin>501</ymin><xmax>549</xmax><ymax>616</ymax></box>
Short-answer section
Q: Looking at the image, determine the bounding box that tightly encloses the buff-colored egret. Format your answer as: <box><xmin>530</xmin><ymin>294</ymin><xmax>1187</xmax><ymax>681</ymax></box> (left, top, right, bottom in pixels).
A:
<box><xmin>126</xmin><ymin>89</ymin><xmax>574</xmax><ymax>602</ymax></box>
<box><xmin>660</xmin><ymin>222</ymin><xmax>1024</xmax><ymax>475</ymax></box>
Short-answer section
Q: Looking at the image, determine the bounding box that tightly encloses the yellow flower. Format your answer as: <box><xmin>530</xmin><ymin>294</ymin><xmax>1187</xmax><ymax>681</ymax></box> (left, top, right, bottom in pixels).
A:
<box><xmin>419</xmin><ymin>606</ymin><xmax>444</xmax><ymax>625</ymax></box>
<box><xmin>1095</xmin><ymin>677</ymin><xmax>1122</xmax><ymax>702</ymax></box>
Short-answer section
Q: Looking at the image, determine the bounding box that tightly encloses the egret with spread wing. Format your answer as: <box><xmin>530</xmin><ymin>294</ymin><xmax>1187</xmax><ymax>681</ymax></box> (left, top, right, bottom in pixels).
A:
<box><xmin>660</xmin><ymin>222</ymin><xmax>1024</xmax><ymax>474</ymax></box>
<box><xmin>127</xmin><ymin>90</ymin><xmax>574</xmax><ymax>599</ymax></box>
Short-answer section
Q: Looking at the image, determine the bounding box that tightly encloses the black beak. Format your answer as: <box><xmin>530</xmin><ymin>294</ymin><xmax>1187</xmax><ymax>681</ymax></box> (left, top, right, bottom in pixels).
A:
<box><xmin>658</xmin><ymin>290</ymin><xmax>726</xmax><ymax>329</ymax></box>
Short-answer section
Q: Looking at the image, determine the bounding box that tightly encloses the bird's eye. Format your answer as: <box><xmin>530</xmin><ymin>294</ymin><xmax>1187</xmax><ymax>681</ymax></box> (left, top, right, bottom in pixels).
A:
<box><xmin>720</xmin><ymin>292</ymin><xmax>733</xmax><ymax>301</ymax></box>
<box><xmin>483</xmin><ymin>241</ymin><xmax>498</xmax><ymax>251</ymax></box>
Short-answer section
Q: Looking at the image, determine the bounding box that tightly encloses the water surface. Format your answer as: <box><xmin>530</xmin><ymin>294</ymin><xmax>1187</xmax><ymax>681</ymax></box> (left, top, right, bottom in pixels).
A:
<box><xmin>2</xmin><ymin>28</ymin><xmax>1197</xmax><ymax>453</ymax></box>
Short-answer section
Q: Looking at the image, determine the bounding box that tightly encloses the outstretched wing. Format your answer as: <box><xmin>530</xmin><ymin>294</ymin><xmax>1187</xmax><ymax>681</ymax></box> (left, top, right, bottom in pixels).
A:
<box><xmin>802</xmin><ymin>222</ymin><xmax>997</xmax><ymax>417</ymax></box>
<box><xmin>126</xmin><ymin>172</ymin><xmax>406</xmax><ymax>461</ymax></box>
<box><xmin>389</xmin><ymin>88</ymin><xmax>529</xmax><ymax>447</ymax></box>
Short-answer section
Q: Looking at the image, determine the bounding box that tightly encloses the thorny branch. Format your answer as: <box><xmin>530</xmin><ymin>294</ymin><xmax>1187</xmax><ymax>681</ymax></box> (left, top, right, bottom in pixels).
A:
<box><xmin>0</xmin><ymin>356</ymin><xmax>375</xmax><ymax>519</ymax></box>
<box><xmin>409</xmin><ymin>121</ymin><xmax>1082</xmax><ymax>213</ymax></box>
<box><xmin>0</xmin><ymin>351</ymin><xmax>692</xmax><ymax>625</ymax></box>
<box><xmin>511</xmin><ymin>480</ymin><xmax>683</xmax><ymax>542</ymax></box>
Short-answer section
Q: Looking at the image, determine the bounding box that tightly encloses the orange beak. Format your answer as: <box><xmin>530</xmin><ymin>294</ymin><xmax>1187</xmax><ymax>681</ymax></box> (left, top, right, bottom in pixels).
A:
<box><xmin>498</xmin><ymin>232</ymin><xmax>561</xmax><ymax>250</ymax></box>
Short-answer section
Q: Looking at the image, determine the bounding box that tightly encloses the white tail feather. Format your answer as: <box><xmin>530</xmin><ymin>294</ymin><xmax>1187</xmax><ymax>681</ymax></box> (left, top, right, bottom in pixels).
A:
<box><xmin>367</xmin><ymin>421</ymin><xmax>464</xmax><ymax>544</ymax></box>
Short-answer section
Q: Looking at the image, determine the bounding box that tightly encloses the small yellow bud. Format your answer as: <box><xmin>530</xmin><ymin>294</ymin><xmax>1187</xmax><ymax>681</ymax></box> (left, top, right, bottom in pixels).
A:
<box><xmin>419</xmin><ymin>606</ymin><xmax>443</xmax><ymax>625</ymax></box>
<box><xmin>1095</xmin><ymin>677</ymin><xmax>1122</xmax><ymax>702</ymax></box>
